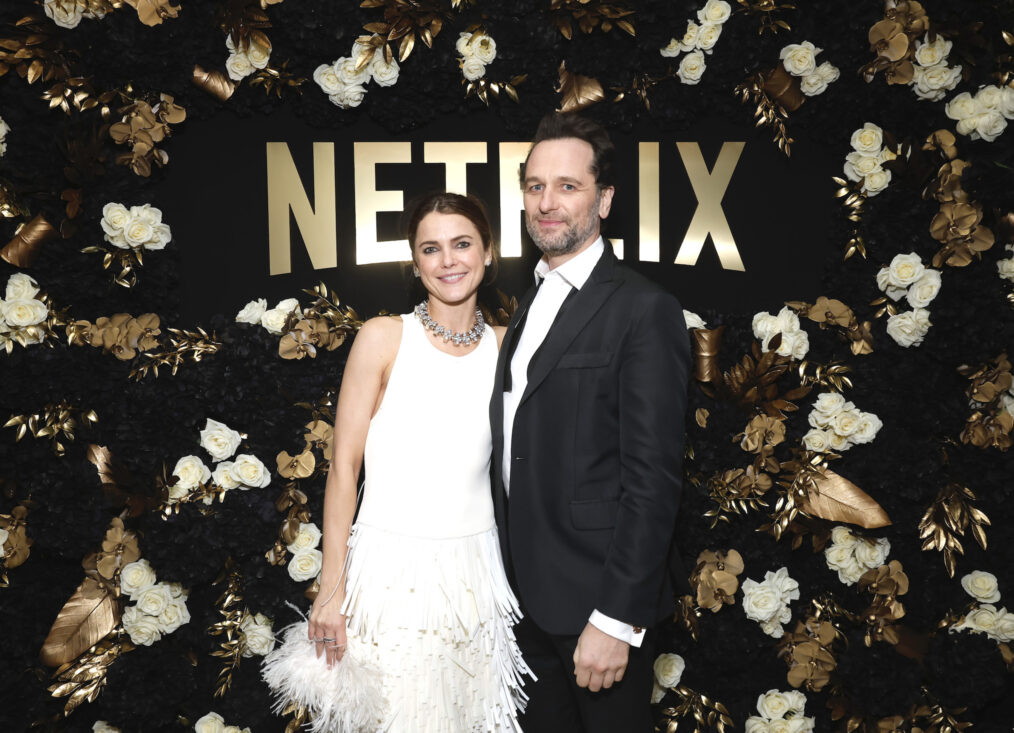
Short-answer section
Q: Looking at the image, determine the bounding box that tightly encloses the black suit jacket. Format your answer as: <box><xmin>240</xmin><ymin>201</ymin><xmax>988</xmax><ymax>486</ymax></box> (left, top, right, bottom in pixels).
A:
<box><xmin>490</xmin><ymin>243</ymin><xmax>691</xmax><ymax>636</ymax></box>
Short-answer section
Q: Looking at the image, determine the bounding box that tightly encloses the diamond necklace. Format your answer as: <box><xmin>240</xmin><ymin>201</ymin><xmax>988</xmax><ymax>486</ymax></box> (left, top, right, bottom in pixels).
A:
<box><xmin>414</xmin><ymin>301</ymin><xmax>485</xmax><ymax>346</ymax></box>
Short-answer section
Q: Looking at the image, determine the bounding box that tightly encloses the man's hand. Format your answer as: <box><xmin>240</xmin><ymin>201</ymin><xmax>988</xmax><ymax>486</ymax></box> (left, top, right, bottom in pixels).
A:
<box><xmin>573</xmin><ymin>622</ymin><xmax>630</xmax><ymax>691</ymax></box>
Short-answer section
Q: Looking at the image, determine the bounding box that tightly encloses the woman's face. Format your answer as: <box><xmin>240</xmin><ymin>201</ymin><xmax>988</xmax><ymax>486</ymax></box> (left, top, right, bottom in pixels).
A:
<box><xmin>413</xmin><ymin>212</ymin><xmax>490</xmax><ymax>308</ymax></box>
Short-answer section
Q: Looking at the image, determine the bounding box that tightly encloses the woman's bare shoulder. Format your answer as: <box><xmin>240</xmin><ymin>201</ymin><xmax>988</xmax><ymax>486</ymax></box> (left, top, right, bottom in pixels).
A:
<box><xmin>352</xmin><ymin>315</ymin><xmax>403</xmax><ymax>357</ymax></box>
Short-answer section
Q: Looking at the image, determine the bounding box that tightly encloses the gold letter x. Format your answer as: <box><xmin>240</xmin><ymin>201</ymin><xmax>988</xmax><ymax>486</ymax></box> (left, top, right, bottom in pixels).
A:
<box><xmin>674</xmin><ymin>142</ymin><xmax>745</xmax><ymax>271</ymax></box>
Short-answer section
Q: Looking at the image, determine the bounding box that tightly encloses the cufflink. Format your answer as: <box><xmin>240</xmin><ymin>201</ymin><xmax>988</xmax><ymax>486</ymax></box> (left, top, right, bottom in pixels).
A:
<box><xmin>633</xmin><ymin>626</ymin><xmax>644</xmax><ymax>634</ymax></box>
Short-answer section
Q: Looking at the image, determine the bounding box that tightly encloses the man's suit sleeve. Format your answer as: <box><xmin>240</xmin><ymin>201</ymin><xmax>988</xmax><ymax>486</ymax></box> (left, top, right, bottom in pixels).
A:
<box><xmin>595</xmin><ymin>289</ymin><xmax>690</xmax><ymax>626</ymax></box>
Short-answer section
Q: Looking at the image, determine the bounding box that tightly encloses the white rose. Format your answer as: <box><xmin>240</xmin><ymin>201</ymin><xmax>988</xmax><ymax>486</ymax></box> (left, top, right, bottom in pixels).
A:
<box><xmin>172</xmin><ymin>455</ymin><xmax>211</xmax><ymax>491</ymax></box>
<box><xmin>801</xmin><ymin>428</ymin><xmax>831</xmax><ymax>453</ymax></box>
<box><xmin>659</xmin><ymin>38</ymin><xmax>681</xmax><ymax>58</ymax></box>
<box><xmin>912</xmin><ymin>64</ymin><xmax>962</xmax><ymax>102</ymax></box>
<box><xmin>752</xmin><ymin>312</ymin><xmax>779</xmax><ymax>344</ymax></box>
<box><xmin>246</xmin><ymin>40</ymin><xmax>270</xmax><ymax>70</ymax></box>
<box><xmin>194</xmin><ymin>713</ymin><xmax>226</xmax><ymax>733</ymax></box>
<box><xmin>770</xmin><ymin>721</ymin><xmax>808</xmax><ymax>733</ymax></box>
<box><xmin>2</xmin><ymin>298</ymin><xmax>48</xmax><ymax>327</ymax></box>
<box><xmin>825</xmin><ymin>542</ymin><xmax>855</xmax><ymax>572</ymax></box>
<box><xmin>863</xmin><ymin>168</ymin><xmax>892</xmax><ymax>195</ymax></box>
<box><xmin>0</xmin><ymin>527</ymin><xmax>8</xmax><ymax>547</ymax></box>
<box><xmin>886</xmin><ymin>309</ymin><xmax>931</xmax><ymax>348</ymax></box>
<box><xmin>461</xmin><ymin>57</ymin><xmax>486</xmax><ymax>81</ymax></box>
<box><xmin>145</xmin><ymin>222</ymin><xmax>171</xmax><ymax>250</ymax></box>
<box><xmin>652</xmin><ymin>652</ymin><xmax>685</xmax><ymax>687</ymax></box>
<box><xmin>773</xmin><ymin>306</ymin><xmax>800</xmax><ymax>334</ymax></box>
<box><xmin>961</xmin><ymin>571</ymin><xmax>1001</xmax><ymax>603</ymax></box>
<box><xmin>851</xmin><ymin>412</ymin><xmax>883</xmax><ymax>445</ymax></box>
<box><xmin>136</xmin><ymin>582</ymin><xmax>173</xmax><ymax>617</ymax></box>
<box><xmin>906</xmin><ymin>269</ymin><xmax>942</xmax><ymax>308</ymax></box>
<box><xmin>742</xmin><ymin>578</ymin><xmax>783</xmax><ymax>623</ymax></box>
<box><xmin>259</xmin><ymin>308</ymin><xmax>289</xmax><ymax>335</ymax></box>
<box><xmin>456</xmin><ymin>32</ymin><xmax>476</xmax><ymax>58</ymax></box>
<box><xmin>370</xmin><ymin>55</ymin><xmax>400</xmax><ymax>87</ymax></box>
<box><xmin>287</xmin><ymin>522</ymin><xmax>322</xmax><ymax>552</ymax></box>
<box><xmin>226</xmin><ymin>52</ymin><xmax>255</xmax><ymax>81</ymax></box>
<box><xmin>876</xmin><ymin>267</ymin><xmax>907</xmax><ymax>301</ymax></box>
<box><xmin>764</xmin><ymin>567</ymin><xmax>800</xmax><ymax>603</ymax></box>
<box><xmin>168</xmin><ymin>582</ymin><xmax>187</xmax><ymax>599</ymax></box>
<box><xmin>274</xmin><ymin>297</ymin><xmax>299</xmax><ymax>313</ymax></box>
<box><xmin>229</xmin><ymin>454</ymin><xmax>271</xmax><ymax>489</ymax></box>
<box><xmin>959</xmin><ymin>604</ymin><xmax>1000</xmax><ymax>635</ymax></box>
<box><xmin>120</xmin><ymin>558</ymin><xmax>157</xmax><ymax>600</ymax></box>
<box><xmin>827</xmin><ymin>430</ymin><xmax>852</xmax><ymax>452</ymax></box>
<box><xmin>854</xmin><ymin>537</ymin><xmax>890</xmax><ymax>570</ymax></box>
<box><xmin>44</xmin><ymin>0</ymin><xmax>84</xmax><ymax>28</ymax></box>
<box><xmin>973</xmin><ymin>111</ymin><xmax>1007</xmax><ymax>142</ymax></box>
<box><xmin>200</xmin><ymin>418</ymin><xmax>242</xmax><ymax>462</ymax></box>
<box><xmin>678</xmin><ymin>20</ymin><xmax>701</xmax><ymax>53</ymax></box>
<box><xmin>651</xmin><ymin>681</ymin><xmax>666</xmax><ymax>703</ymax></box>
<box><xmin>469</xmin><ymin>34</ymin><xmax>496</xmax><ymax>65</ymax></box>
<box><xmin>240</xmin><ymin>612</ymin><xmax>275</xmax><ymax>656</ymax></box>
<box><xmin>100</xmin><ymin>202</ymin><xmax>130</xmax><ymax>242</ymax></box>
<box><xmin>683</xmin><ymin>310</ymin><xmax>706</xmax><ymax>330</ymax></box>
<box><xmin>850</xmin><ymin>123</ymin><xmax>884</xmax><ymax>153</ymax></box>
<box><xmin>780</xmin><ymin>41</ymin><xmax>820</xmax><ymax>77</ymax></box>
<box><xmin>991</xmin><ymin>612</ymin><xmax>1014</xmax><ymax>643</ymax></box>
<box><xmin>777</xmin><ymin>329</ymin><xmax>809</xmax><ymax>361</ymax></box>
<box><xmin>837</xmin><ymin>556</ymin><xmax>866</xmax><ymax>585</ymax></box>
<box><xmin>212</xmin><ymin>462</ymin><xmax>240</xmax><ymax>490</ymax></box>
<box><xmin>945</xmin><ymin>91</ymin><xmax>978</xmax><ymax>121</ymax></box>
<box><xmin>122</xmin><ymin>605</ymin><xmax>163</xmax><ymax>646</ymax></box>
<box><xmin>157</xmin><ymin>597</ymin><xmax>191</xmax><ymax>634</ymax></box>
<box><xmin>759</xmin><ymin>616</ymin><xmax>787</xmax><ymax>639</ymax></box>
<box><xmin>313</xmin><ymin>63</ymin><xmax>344</xmax><ymax>95</ymax></box>
<box><xmin>886</xmin><ymin>252</ymin><xmax>925</xmax><ymax>289</ymax></box>
<box><xmin>745</xmin><ymin>718</ymin><xmax>774</xmax><ymax>733</ymax></box>
<box><xmin>696</xmin><ymin>23</ymin><xmax>722</xmax><ymax>53</ymax></box>
<box><xmin>1002</xmin><ymin>392</ymin><xmax>1014</xmax><ymax>417</ymax></box>
<box><xmin>92</xmin><ymin>723</ymin><xmax>121</xmax><ymax>733</ymax></box>
<box><xmin>817</xmin><ymin>61</ymin><xmax>840</xmax><ymax>84</ymax></box>
<box><xmin>914</xmin><ymin>34</ymin><xmax>952</xmax><ymax>67</ymax></box>
<box><xmin>1001</xmin><ymin>85</ymin><xmax>1014</xmax><ymax>119</ymax></box>
<box><xmin>956</xmin><ymin>115</ymin><xmax>981</xmax><ymax>137</ymax></box>
<box><xmin>808</xmin><ymin>393</ymin><xmax>846</xmax><ymax>427</ymax></box>
<box><xmin>998</xmin><ymin>258</ymin><xmax>1014</xmax><ymax>281</ymax></box>
<box><xmin>975</xmin><ymin>85</ymin><xmax>1003</xmax><ymax>111</ymax></box>
<box><xmin>757</xmin><ymin>690</ymin><xmax>792</xmax><ymax>720</ymax></box>
<box><xmin>843</xmin><ymin>151</ymin><xmax>882</xmax><ymax>182</ymax></box>
<box><xmin>800</xmin><ymin>72</ymin><xmax>828</xmax><ymax>96</ymax></box>
<box><xmin>697</xmin><ymin>0</ymin><xmax>732</xmax><ymax>25</ymax></box>
<box><xmin>783</xmin><ymin>689</ymin><xmax>807</xmax><ymax>716</ymax></box>
<box><xmin>830</xmin><ymin>526</ymin><xmax>856</xmax><ymax>547</ymax></box>
<box><xmin>329</xmin><ymin>84</ymin><xmax>367</xmax><ymax>109</ymax></box>
<box><xmin>5</xmin><ymin>273</ymin><xmax>39</xmax><ymax>300</ymax></box>
<box><xmin>235</xmin><ymin>298</ymin><xmax>267</xmax><ymax>324</ymax></box>
<box><xmin>831</xmin><ymin>408</ymin><xmax>862</xmax><ymax>438</ymax></box>
<box><xmin>287</xmin><ymin>547</ymin><xmax>323</xmax><ymax>582</ymax></box>
<box><xmin>122</xmin><ymin>216</ymin><xmax>155</xmax><ymax>248</ymax></box>
<box><xmin>677</xmin><ymin>50</ymin><xmax>706</xmax><ymax>85</ymax></box>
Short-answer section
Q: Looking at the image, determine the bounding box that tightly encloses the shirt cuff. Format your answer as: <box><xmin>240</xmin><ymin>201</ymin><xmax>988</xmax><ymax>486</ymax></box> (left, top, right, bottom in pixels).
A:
<box><xmin>588</xmin><ymin>610</ymin><xmax>645</xmax><ymax>648</ymax></box>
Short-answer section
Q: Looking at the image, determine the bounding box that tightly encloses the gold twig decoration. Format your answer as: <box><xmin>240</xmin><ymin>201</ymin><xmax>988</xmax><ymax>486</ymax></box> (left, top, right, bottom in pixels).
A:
<box><xmin>465</xmin><ymin>73</ymin><xmax>527</xmax><ymax>106</ymax></box>
<box><xmin>703</xmin><ymin>467</ymin><xmax>772</xmax><ymax>527</ymax></box>
<box><xmin>0</xmin><ymin>179</ymin><xmax>31</xmax><ymax>221</ymax></box>
<box><xmin>736</xmin><ymin>72</ymin><xmax>795</xmax><ymax>156</ymax></box>
<box><xmin>209</xmin><ymin>563</ymin><xmax>245</xmax><ymax>698</ymax></box>
<box><xmin>249</xmin><ymin>61</ymin><xmax>307</xmax><ymax>97</ymax></box>
<box><xmin>4</xmin><ymin>401</ymin><xmax>98</xmax><ymax>456</ymax></box>
<box><xmin>129</xmin><ymin>326</ymin><xmax>221</xmax><ymax>380</ymax></box>
<box><xmin>358</xmin><ymin>0</ymin><xmax>448</xmax><ymax>64</ymax></box>
<box><xmin>761</xmin><ymin>450</ymin><xmax>833</xmax><ymax>541</ymax></box>
<box><xmin>831</xmin><ymin>176</ymin><xmax>867</xmax><ymax>259</ymax></box>
<box><xmin>610</xmin><ymin>70</ymin><xmax>672</xmax><ymax>111</ymax></box>
<box><xmin>699</xmin><ymin>337</ymin><xmax>811</xmax><ymax>417</ymax></box>
<box><xmin>0</xmin><ymin>504</ymin><xmax>32</xmax><ymax>587</ymax></box>
<box><xmin>47</xmin><ymin>629</ymin><xmax>133</xmax><ymax>716</ymax></box>
<box><xmin>918</xmin><ymin>483</ymin><xmax>989</xmax><ymax>577</ymax></box>
<box><xmin>797</xmin><ymin>360</ymin><xmax>853</xmax><ymax>392</ymax></box>
<box><xmin>278</xmin><ymin>283</ymin><xmax>363</xmax><ymax>360</ymax></box>
<box><xmin>556</xmin><ymin>62</ymin><xmax>603</xmax><ymax>113</ymax></box>
<box><xmin>672</xmin><ymin>594</ymin><xmax>701</xmax><ymax>642</ymax></box>
<box><xmin>549</xmin><ymin>0</ymin><xmax>635</xmax><ymax>40</ymax></box>
<box><xmin>736</xmin><ymin>0</ymin><xmax>796</xmax><ymax>35</ymax></box>
<box><xmin>658</xmin><ymin>685</ymin><xmax>733</xmax><ymax>733</ymax></box>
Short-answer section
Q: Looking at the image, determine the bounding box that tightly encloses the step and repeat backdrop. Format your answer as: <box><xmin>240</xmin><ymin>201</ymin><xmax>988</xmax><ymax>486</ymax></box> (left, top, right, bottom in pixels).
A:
<box><xmin>1</xmin><ymin>0</ymin><xmax>1013</xmax><ymax>730</ymax></box>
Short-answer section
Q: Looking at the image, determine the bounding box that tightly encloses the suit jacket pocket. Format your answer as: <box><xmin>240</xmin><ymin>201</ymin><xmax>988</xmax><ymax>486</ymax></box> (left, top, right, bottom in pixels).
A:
<box><xmin>557</xmin><ymin>351</ymin><xmax>612</xmax><ymax>369</ymax></box>
<box><xmin>570</xmin><ymin>497</ymin><xmax>619</xmax><ymax>530</ymax></box>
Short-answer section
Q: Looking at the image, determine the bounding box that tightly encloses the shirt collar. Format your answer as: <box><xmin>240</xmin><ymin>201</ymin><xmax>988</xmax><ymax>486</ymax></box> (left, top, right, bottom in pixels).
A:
<box><xmin>533</xmin><ymin>237</ymin><xmax>604</xmax><ymax>290</ymax></box>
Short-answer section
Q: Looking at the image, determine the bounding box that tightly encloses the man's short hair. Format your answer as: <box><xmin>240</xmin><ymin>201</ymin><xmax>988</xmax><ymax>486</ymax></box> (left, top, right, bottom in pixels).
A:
<box><xmin>519</xmin><ymin>113</ymin><xmax>616</xmax><ymax>190</ymax></box>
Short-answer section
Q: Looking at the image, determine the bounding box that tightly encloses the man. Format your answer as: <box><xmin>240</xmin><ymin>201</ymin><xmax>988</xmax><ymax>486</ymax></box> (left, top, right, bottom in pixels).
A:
<box><xmin>491</xmin><ymin>112</ymin><xmax>690</xmax><ymax>732</ymax></box>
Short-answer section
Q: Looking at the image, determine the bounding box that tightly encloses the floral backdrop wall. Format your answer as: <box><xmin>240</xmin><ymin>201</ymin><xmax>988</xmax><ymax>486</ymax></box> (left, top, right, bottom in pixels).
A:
<box><xmin>1</xmin><ymin>0</ymin><xmax>1013</xmax><ymax>731</ymax></box>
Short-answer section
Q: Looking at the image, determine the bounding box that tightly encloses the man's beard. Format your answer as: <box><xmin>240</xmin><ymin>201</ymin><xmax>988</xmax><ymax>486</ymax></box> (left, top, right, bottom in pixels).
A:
<box><xmin>525</xmin><ymin>191</ymin><xmax>601</xmax><ymax>257</ymax></box>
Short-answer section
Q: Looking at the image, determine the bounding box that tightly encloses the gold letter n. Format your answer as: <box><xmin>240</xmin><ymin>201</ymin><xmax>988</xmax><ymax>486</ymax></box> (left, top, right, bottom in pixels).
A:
<box><xmin>267</xmin><ymin>142</ymin><xmax>337</xmax><ymax>275</ymax></box>
<box><xmin>674</xmin><ymin>142</ymin><xmax>745</xmax><ymax>271</ymax></box>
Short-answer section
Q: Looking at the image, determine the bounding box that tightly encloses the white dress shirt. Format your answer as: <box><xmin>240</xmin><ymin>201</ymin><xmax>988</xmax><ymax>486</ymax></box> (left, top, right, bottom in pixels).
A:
<box><xmin>502</xmin><ymin>237</ymin><xmax>644</xmax><ymax>647</ymax></box>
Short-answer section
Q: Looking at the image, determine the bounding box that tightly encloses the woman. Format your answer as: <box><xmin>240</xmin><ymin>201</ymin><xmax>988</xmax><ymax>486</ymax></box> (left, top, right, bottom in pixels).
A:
<box><xmin>306</xmin><ymin>192</ymin><xmax>530</xmax><ymax>731</ymax></box>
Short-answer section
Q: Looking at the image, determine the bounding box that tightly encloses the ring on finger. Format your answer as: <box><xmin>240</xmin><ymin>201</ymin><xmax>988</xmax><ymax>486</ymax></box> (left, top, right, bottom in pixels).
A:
<box><xmin>322</xmin><ymin>637</ymin><xmax>336</xmax><ymax>642</ymax></box>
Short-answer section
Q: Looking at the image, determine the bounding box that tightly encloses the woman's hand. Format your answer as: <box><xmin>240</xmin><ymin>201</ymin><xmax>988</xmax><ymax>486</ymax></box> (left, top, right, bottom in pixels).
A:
<box><xmin>308</xmin><ymin>599</ymin><xmax>347</xmax><ymax>668</ymax></box>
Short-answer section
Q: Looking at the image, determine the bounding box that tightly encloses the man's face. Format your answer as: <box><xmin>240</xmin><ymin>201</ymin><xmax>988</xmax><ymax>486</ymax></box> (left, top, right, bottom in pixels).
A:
<box><xmin>522</xmin><ymin>137</ymin><xmax>614</xmax><ymax>259</ymax></box>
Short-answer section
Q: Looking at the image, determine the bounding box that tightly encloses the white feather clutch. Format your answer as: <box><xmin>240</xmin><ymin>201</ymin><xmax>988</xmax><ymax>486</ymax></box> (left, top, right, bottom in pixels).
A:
<box><xmin>261</xmin><ymin>620</ymin><xmax>386</xmax><ymax>733</ymax></box>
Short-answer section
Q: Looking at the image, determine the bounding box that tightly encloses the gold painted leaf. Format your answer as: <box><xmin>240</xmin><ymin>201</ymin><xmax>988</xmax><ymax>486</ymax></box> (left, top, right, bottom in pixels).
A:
<box><xmin>799</xmin><ymin>468</ymin><xmax>891</xmax><ymax>528</ymax></box>
<box><xmin>40</xmin><ymin>578</ymin><xmax>119</xmax><ymax>667</ymax></box>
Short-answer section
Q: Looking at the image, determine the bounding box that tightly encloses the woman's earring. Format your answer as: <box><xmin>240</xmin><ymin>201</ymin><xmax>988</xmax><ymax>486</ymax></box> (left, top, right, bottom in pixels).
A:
<box><xmin>484</xmin><ymin>259</ymin><xmax>491</xmax><ymax>266</ymax></box>
<box><xmin>413</xmin><ymin>266</ymin><xmax>420</xmax><ymax>277</ymax></box>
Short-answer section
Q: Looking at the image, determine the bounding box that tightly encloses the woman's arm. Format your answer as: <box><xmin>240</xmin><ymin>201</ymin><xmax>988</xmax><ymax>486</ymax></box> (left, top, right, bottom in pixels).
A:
<box><xmin>308</xmin><ymin>316</ymin><xmax>401</xmax><ymax>666</ymax></box>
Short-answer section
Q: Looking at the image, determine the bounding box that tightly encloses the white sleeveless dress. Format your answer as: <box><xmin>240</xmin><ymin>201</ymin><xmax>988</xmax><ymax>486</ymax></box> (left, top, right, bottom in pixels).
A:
<box><xmin>339</xmin><ymin>314</ymin><xmax>530</xmax><ymax>732</ymax></box>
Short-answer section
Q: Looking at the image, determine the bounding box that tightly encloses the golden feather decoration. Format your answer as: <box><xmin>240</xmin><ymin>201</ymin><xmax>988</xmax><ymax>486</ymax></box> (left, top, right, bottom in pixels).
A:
<box><xmin>658</xmin><ymin>685</ymin><xmax>733</xmax><ymax>733</ymax></box>
<box><xmin>4</xmin><ymin>401</ymin><xmax>98</xmax><ymax>457</ymax></box>
<box><xmin>47</xmin><ymin>629</ymin><xmax>133</xmax><ymax>715</ymax></box>
<box><xmin>209</xmin><ymin>565</ymin><xmax>245</xmax><ymax>698</ymax></box>
<box><xmin>918</xmin><ymin>483</ymin><xmax>989</xmax><ymax>577</ymax></box>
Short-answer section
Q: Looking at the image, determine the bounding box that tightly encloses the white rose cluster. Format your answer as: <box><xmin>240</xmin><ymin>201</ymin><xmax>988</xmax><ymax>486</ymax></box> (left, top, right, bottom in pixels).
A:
<box><xmin>843</xmin><ymin>122</ymin><xmax>895</xmax><ymax>196</ymax></box>
<box><xmin>193</xmin><ymin>712</ymin><xmax>252</xmax><ymax>733</ymax></box>
<box><xmin>752</xmin><ymin>306</ymin><xmax>809</xmax><ymax>361</ymax></box>
<box><xmin>778</xmin><ymin>41</ymin><xmax>839</xmax><ymax>97</ymax></box>
<box><xmin>456</xmin><ymin>31</ymin><xmax>498</xmax><ymax>82</ymax></box>
<box><xmin>92</xmin><ymin>722</ymin><xmax>121</xmax><ymax>733</ymax></box>
<box><xmin>874</xmin><ymin>252</ymin><xmax>939</xmax><ymax>348</ymax></box>
<box><xmin>120</xmin><ymin>559</ymin><xmax>190</xmax><ymax>646</ymax></box>
<box><xmin>659</xmin><ymin>0</ymin><xmax>732</xmax><ymax>85</ymax></box>
<box><xmin>314</xmin><ymin>39</ymin><xmax>400</xmax><ymax>110</ymax></box>
<box><xmin>240</xmin><ymin>610</ymin><xmax>276</xmax><ymax>657</ymax></box>
<box><xmin>745</xmin><ymin>689</ymin><xmax>815</xmax><ymax>732</ymax></box>
<box><xmin>0</xmin><ymin>273</ymin><xmax>50</xmax><ymax>348</ymax></box>
<box><xmin>0</xmin><ymin>114</ymin><xmax>9</xmax><ymax>157</ymax></box>
<box><xmin>286</xmin><ymin>521</ymin><xmax>324</xmax><ymax>583</ymax></box>
<box><xmin>997</xmin><ymin>244</ymin><xmax>1014</xmax><ymax>283</ymax></box>
<box><xmin>823</xmin><ymin>526</ymin><xmax>890</xmax><ymax>585</ymax></box>
<box><xmin>43</xmin><ymin>0</ymin><xmax>106</xmax><ymax>29</ymax></box>
<box><xmin>683</xmin><ymin>309</ymin><xmax>706</xmax><ymax>330</ymax></box>
<box><xmin>100</xmin><ymin>202</ymin><xmax>172</xmax><ymax>251</ymax></box>
<box><xmin>951</xmin><ymin>604</ymin><xmax>1014</xmax><ymax>643</ymax></box>
<box><xmin>803</xmin><ymin>392</ymin><xmax>882</xmax><ymax>454</ymax></box>
<box><xmin>225</xmin><ymin>34</ymin><xmax>271</xmax><ymax>82</ymax></box>
<box><xmin>235</xmin><ymin>296</ymin><xmax>302</xmax><ymax>335</ymax></box>
<box><xmin>650</xmin><ymin>652</ymin><xmax>685</xmax><ymax>703</ymax></box>
<box><xmin>169</xmin><ymin>419</ymin><xmax>269</xmax><ymax>504</ymax></box>
<box><xmin>908</xmin><ymin>34</ymin><xmax>962</xmax><ymax>102</ymax></box>
<box><xmin>944</xmin><ymin>83</ymin><xmax>1014</xmax><ymax>143</ymax></box>
<box><xmin>741</xmin><ymin>567</ymin><xmax>799</xmax><ymax>638</ymax></box>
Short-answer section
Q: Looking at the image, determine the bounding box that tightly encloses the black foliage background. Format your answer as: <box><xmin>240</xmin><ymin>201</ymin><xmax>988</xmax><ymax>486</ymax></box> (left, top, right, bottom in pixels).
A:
<box><xmin>1</xmin><ymin>0</ymin><xmax>1014</xmax><ymax>730</ymax></box>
